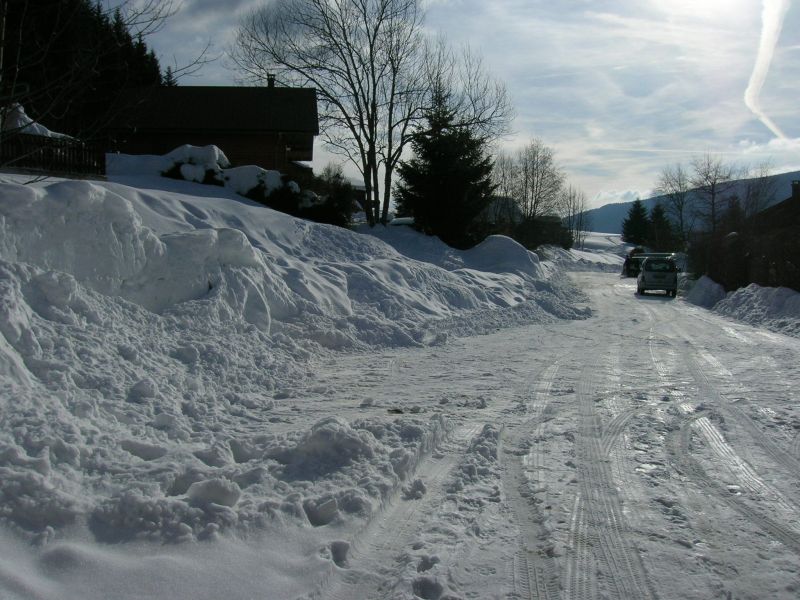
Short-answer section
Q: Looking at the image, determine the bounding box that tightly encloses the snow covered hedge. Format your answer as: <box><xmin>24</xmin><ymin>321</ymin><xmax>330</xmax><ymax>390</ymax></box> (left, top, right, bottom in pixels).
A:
<box><xmin>108</xmin><ymin>145</ymin><xmax>350</xmax><ymax>227</ymax></box>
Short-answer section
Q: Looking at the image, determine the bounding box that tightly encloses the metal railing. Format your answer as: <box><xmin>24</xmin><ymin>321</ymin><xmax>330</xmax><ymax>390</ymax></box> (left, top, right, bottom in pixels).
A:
<box><xmin>0</xmin><ymin>132</ymin><xmax>105</xmax><ymax>176</ymax></box>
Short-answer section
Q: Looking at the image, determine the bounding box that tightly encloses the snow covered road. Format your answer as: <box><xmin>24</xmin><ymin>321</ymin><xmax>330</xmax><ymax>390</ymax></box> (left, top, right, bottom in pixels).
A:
<box><xmin>303</xmin><ymin>272</ymin><xmax>800</xmax><ymax>599</ymax></box>
<box><xmin>2</xmin><ymin>171</ymin><xmax>798</xmax><ymax>599</ymax></box>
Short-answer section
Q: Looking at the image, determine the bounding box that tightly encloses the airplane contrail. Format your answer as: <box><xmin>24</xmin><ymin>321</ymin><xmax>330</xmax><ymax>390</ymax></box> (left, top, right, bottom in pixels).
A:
<box><xmin>744</xmin><ymin>0</ymin><xmax>791</xmax><ymax>139</ymax></box>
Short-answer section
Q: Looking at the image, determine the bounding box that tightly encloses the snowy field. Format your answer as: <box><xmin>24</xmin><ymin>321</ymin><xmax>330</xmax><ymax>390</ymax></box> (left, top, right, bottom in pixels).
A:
<box><xmin>1</xmin><ymin>170</ymin><xmax>799</xmax><ymax>599</ymax></box>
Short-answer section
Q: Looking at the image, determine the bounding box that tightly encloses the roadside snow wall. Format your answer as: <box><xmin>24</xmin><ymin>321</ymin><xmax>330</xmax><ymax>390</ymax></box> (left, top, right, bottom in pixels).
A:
<box><xmin>685</xmin><ymin>275</ymin><xmax>800</xmax><ymax>338</ymax></box>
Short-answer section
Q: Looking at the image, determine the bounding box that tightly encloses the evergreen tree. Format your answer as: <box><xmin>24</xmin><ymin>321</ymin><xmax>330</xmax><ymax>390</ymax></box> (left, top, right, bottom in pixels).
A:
<box><xmin>2</xmin><ymin>0</ymin><xmax>163</xmax><ymax>141</ymax></box>
<box><xmin>395</xmin><ymin>90</ymin><xmax>495</xmax><ymax>249</ymax></box>
<box><xmin>647</xmin><ymin>203</ymin><xmax>677</xmax><ymax>251</ymax></box>
<box><xmin>163</xmin><ymin>66</ymin><xmax>179</xmax><ymax>87</ymax></box>
<box><xmin>622</xmin><ymin>199</ymin><xmax>650</xmax><ymax>245</ymax></box>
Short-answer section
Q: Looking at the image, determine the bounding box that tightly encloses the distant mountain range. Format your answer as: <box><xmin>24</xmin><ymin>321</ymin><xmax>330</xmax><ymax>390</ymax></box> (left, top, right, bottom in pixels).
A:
<box><xmin>582</xmin><ymin>170</ymin><xmax>800</xmax><ymax>234</ymax></box>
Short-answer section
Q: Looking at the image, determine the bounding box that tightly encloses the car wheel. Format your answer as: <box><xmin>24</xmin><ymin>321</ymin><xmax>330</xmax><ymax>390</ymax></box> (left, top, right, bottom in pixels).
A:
<box><xmin>638</xmin><ymin>287</ymin><xmax>644</xmax><ymax>295</ymax></box>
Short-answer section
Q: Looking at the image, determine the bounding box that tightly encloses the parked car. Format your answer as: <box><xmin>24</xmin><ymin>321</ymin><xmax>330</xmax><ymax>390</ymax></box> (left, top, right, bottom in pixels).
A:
<box><xmin>637</xmin><ymin>257</ymin><xmax>678</xmax><ymax>297</ymax></box>
<box><xmin>623</xmin><ymin>251</ymin><xmax>681</xmax><ymax>278</ymax></box>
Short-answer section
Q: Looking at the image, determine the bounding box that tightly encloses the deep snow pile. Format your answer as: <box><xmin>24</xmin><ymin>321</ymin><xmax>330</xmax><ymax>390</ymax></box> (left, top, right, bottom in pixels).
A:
<box><xmin>685</xmin><ymin>276</ymin><xmax>800</xmax><ymax>338</ymax></box>
<box><xmin>0</xmin><ymin>169</ymin><xmax>586</xmax><ymax>560</ymax></box>
<box><xmin>685</xmin><ymin>275</ymin><xmax>727</xmax><ymax>308</ymax></box>
<box><xmin>714</xmin><ymin>284</ymin><xmax>800</xmax><ymax>338</ymax></box>
<box><xmin>535</xmin><ymin>232</ymin><xmax>629</xmax><ymax>273</ymax></box>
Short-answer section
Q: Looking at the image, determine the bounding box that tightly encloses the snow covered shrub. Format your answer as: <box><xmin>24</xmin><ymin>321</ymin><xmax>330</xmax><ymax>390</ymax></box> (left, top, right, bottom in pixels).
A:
<box><xmin>146</xmin><ymin>146</ymin><xmax>353</xmax><ymax>228</ymax></box>
<box><xmin>301</xmin><ymin>184</ymin><xmax>354</xmax><ymax>228</ymax></box>
<box><xmin>240</xmin><ymin>167</ymin><xmax>354</xmax><ymax>228</ymax></box>
<box><xmin>248</xmin><ymin>176</ymin><xmax>303</xmax><ymax>214</ymax></box>
<box><xmin>160</xmin><ymin>144</ymin><xmax>229</xmax><ymax>187</ymax></box>
<box><xmin>161</xmin><ymin>162</ymin><xmax>224</xmax><ymax>186</ymax></box>
<box><xmin>220</xmin><ymin>165</ymin><xmax>305</xmax><ymax>216</ymax></box>
<box><xmin>301</xmin><ymin>164</ymin><xmax>356</xmax><ymax>228</ymax></box>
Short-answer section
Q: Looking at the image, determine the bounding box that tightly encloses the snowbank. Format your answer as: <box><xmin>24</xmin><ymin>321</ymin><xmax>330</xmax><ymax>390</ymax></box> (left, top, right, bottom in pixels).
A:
<box><xmin>714</xmin><ymin>284</ymin><xmax>800</xmax><ymax>338</ymax></box>
<box><xmin>684</xmin><ymin>276</ymin><xmax>800</xmax><ymax>338</ymax></box>
<box><xmin>0</xmin><ymin>170</ymin><xmax>586</xmax><ymax>564</ymax></box>
<box><xmin>532</xmin><ymin>232</ymin><xmax>630</xmax><ymax>274</ymax></box>
<box><xmin>685</xmin><ymin>275</ymin><xmax>727</xmax><ymax>308</ymax></box>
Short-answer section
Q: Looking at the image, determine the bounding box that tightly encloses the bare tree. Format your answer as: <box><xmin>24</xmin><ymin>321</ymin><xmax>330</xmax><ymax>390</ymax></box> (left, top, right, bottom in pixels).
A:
<box><xmin>487</xmin><ymin>152</ymin><xmax>518</xmax><ymax>229</ymax></box>
<box><xmin>233</xmin><ymin>2</ymin><xmax>511</xmax><ymax>225</ymax></box>
<box><xmin>233</xmin><ymin>0</ymin><xmax>425</xmax><ymax>225</ymax></box>
<box><xmin>492</xmin><ymin>152</ymin><xmax>515</xmax><ymax>198</ymax></box>
<box><xmin>422</xmin><ymin>38</ymin><xmax>512</xmax><ymax>142</ymax></box>
<box><xmin>742</xmin><ymin>161</ymin><xmax>777</xmax><ymax>218</ymax></box>
<box><xmin>689</xmin><ymin>154</ymin><xmax>740</xmax><ymax>234</ymax></box>
<box><xmin>515</xmin><ymin>138</ymin><xmax>564</xmax><ymax>220</ymax></box>
<box><xmin>559</xmin><ymin>184</ymin><xmax>589</xmax><ymax>248</ymax></box>
<box><xmin>656</xmin><ymin>163</ymin><xmax>692</xmax><ymax>244</ymax></box>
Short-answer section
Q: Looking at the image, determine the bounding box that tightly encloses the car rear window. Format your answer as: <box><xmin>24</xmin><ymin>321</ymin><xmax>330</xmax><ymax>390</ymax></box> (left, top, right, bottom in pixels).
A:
<box><xmin>644</xmin><ymin>259</ymin><xmax>675</xmax><ymax>272</ymax></box>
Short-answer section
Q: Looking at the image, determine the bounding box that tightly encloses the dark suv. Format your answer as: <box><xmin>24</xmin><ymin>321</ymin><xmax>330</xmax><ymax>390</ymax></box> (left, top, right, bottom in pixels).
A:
<box><xmin>637</xmin><ymin>257</ymin><xmax>678</xmax><ymax>297</ymax></box>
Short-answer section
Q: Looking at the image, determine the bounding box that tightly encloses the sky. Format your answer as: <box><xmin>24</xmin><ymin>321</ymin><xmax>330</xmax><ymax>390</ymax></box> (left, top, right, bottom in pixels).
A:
<box><xmin>139</xmin><ymin>0</ymin><xmax>800</xmax><ymax>209</ymax></box>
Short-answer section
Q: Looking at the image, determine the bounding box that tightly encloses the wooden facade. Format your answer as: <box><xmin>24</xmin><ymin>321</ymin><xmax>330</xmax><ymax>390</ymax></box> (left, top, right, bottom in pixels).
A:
<box><xmin>110</xmin><ymin>85</ymin><xmax>318</xmax><ymax>173</ymax></box>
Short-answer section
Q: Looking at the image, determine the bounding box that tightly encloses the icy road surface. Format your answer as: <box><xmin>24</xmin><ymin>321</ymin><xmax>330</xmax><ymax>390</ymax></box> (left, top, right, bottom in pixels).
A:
<box><xmin>303</xmin><ymin>272</ymin><xmax>800</xmax><ymax>600</ymax></box>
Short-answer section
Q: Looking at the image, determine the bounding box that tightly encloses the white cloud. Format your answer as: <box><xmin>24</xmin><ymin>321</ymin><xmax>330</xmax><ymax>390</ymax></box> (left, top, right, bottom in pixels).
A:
<box><xmin>591</xmin><ymin>189</ymin><xmax>654</xmax><ymax>207</ymax></box>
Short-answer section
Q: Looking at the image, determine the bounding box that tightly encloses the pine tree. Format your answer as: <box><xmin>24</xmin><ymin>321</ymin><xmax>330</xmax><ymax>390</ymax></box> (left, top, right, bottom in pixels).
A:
<box><xmin>395</xmin><ymin>89</ymin><xmax>496</xmax><ymax>249</ymax></box>
<box><xmin>163</xmin><ymin>66</ymin><xmax>178</xmax><ymax>86</ymax></box>
<box><xmin>622</xmin><ymin>199</ymin><xmax>650</xmax><ymax>244</ymax></box>
<box><xmin>647</xmin><ymin>203</ymin><xmax>677</xmax><ymax>251</ymax></box>
<box><xmin>3</xmin><ymin>0</ymin><xmax>163</xmax><ymax>140</ymax></box>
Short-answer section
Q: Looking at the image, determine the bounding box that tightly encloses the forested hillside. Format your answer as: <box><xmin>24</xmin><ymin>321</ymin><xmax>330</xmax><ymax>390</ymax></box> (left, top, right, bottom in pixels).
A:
<box><xmin>582</xmin><ymin>169</ymin><xmax>800</xmax><ymax>233</ymax></box>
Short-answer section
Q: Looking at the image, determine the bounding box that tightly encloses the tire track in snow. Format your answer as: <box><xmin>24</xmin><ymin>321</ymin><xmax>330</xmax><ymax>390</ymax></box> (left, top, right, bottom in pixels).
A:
<box><xmin>316</xmin><ymin>422</ymin><xmax>483</xmax><ymax>600</ymax></box>
<box><xmin>600</xmin><ymin>409</ymin><xmax>644</xmax><ymax>457</ymax></box>
<box><xmin>703</xmin><ymin>351</ymin><xmax>800</xmax><ymax>479</ymax></box>
<box><xmin>669</xmin><ymin>414</ymin><xmax>800</xmax><ymax>556</ymax></box>
<box><xmin>564</xmin><ymin>492</ymin><xmax>599</xmax><ymax>600</ymax></box>
<box><xmin>570</xmin><ymin>355</ymin><xmax>657</xmax><ymax>600</ymax></box>
<box><xmin>669</xmin><ymin>321</ymin><xmax>800</xmax><ymax>483</ymax></box>
<box><xmin>597</xmin><ymin>347</ymin><xmax>642</xmax><ymax>458</ymax></box>
<box><xmin>501</xmin><ymin>361</ymin><xmax>562</xmax><ymax>600</ymax></box>
<box><xmin>680</xmin><ymin>344</ymin><xmax>800</xmax><ymax>510</ymax></box>
<box><xmin>658</xmin><ymin>323</ymin><xmax>800</xmax><ymax>554</ymax></box>
<box><xmin>692</xmin><ymin>416</ymin><xmax>799</xmax><ymax>518</ymax></box>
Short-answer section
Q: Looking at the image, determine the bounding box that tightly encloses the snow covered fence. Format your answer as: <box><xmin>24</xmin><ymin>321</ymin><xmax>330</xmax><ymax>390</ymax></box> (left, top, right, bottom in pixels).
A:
<box><xmin>1</xmin><ymin>104</ymin><xmax>104</xmax><ymax>175</ymax></box>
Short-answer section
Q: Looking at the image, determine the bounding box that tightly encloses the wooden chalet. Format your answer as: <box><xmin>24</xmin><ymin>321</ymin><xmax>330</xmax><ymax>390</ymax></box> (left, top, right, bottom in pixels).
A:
<box><xmin>110</xmin><ymin>80</ymin><xmax>318</xmax><ymax>175</ymax></box>
<box><xmin>745</xmin><ymin>180</ymin><xmax>800</xmax><ymax>290</ymax></box>
<box><xmin>707</xmin><ymin>180</ymin><xmax>800</xmax><ymax>292</ymax></box>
